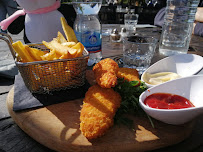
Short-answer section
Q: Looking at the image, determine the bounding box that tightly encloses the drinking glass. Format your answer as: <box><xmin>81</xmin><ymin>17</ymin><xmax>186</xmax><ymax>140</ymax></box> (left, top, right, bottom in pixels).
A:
<box><xmin>123</xmin><ymin>35</ymin><xmax>158</xmax><ymax>74</ymax></box>
<box><xmin>124</xmin><ymin>13</ymin><xmax>139</xmax><ymax>34</ymax></box>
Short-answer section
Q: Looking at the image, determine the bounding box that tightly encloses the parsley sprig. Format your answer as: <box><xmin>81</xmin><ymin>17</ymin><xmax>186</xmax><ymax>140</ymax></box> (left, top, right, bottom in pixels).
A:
<box><xmin>113</xmin><ymin>78</ymin><xmax>154</xmax><ymax>128</ymax></box>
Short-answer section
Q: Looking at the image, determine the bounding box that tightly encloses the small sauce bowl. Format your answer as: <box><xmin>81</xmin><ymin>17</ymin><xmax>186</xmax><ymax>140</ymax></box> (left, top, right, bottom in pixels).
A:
<box><xmin>141</xmin><ymin>54</ymin><xmax>203</xmax><ymax>88</ymax></box>
<box><xmin>139</xmin><ymin>75</ymin><xmax>203</xmax><ymax>125</ymax></box>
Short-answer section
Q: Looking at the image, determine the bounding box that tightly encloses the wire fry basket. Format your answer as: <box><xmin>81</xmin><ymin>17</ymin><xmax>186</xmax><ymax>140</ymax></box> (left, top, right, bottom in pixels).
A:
<box><xmin>0</xmin><ymin>33</ymin><xmax>89</xmax><ymax>94</ymax></box>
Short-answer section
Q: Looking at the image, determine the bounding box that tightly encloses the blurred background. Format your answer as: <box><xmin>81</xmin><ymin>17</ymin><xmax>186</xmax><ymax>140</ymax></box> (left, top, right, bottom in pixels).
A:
<box><xmin>60</xmin><ymin>0</ymin><xmax>166</xmax><ymax>25</ymax></box>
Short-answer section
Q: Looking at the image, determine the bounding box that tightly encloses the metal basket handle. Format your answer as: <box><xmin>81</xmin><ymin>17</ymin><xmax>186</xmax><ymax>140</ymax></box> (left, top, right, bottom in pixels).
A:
<box><xmin>0</xmin><ymin>32</ymin><xmax>16</xmax><ymax>60</ymax></box>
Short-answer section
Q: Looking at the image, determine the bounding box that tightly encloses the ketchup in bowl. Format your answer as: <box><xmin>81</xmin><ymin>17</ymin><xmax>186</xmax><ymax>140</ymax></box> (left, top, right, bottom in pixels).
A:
<box><xmin>144</xmin><ymin>93</ymin><xmax>195</xmax><ymax>109</ymax></box>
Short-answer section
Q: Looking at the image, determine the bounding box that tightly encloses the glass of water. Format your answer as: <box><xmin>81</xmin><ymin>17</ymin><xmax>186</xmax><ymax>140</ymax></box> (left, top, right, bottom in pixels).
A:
<box><xmin>124</xmin><ymin>13</ymin><xmax>139</xmax><ymax>34</ymax></box>
<box><xmin>123</xmin><ymin>35</ymin><xmax>158</xmax><ymax>75</ymax></box>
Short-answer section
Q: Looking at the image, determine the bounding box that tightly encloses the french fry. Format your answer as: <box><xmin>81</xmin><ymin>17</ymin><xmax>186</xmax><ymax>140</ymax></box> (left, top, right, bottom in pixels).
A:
<box><xmin>61</xmin><ymin>42</ymin><xmax>76</xmax><ymax>47</ymax></box>
<box><xmin>42</xmin><ymin>39</ymin><xmax>68</xmax><ymax>57</ymax></box>
<box><xmin>24</xmin><ymin>45</ymin><xmax>46</xmax><ymax>61</ymax></box>
<box><xmin>42</xmin><ymin>40</ymin><xmax>54</xmax><ymax>50</ymax></box>
<box><xmin>71</xmin><ymin>42</ymin><xmax>84</xmax><ymax>58</ymax></box>
<box><xmin>59</xmin><ymin>54</ymin><xmax>68</xmax><ymax>59</ymax></box>
<box><xmin>60</xmin><ymin>17</ymin><xmax>78</xmax><ymax>43</ymax></box>
<box><xmin>67</xmin><ymin>48</ymin><xmax>78</xmax><ymax>58</ymax></box>
<box><xmin>41</xmin><ymin>50</ymin><xmax>59</xmax><ymax>61</ymax></box>
<box><xmin>12</xmin><ymin>41</ymin><xmax>35</xmax><ymax>62</ymax></box>
<box><xmin>56</xmin><ymin>31</ymin><xmax>67</xmax><ymax>44</ymax></box>
<box><xmin>12</xmin><ymin>17</ymin><xmax>84</xmax><ymax>63</ymax></box>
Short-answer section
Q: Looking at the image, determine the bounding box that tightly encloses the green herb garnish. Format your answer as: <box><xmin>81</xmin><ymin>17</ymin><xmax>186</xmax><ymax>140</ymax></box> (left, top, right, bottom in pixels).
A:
<box><xmin>113</xmin><ymin>78</ymin><xmax>154</xmax><ymax>128</ymax></box>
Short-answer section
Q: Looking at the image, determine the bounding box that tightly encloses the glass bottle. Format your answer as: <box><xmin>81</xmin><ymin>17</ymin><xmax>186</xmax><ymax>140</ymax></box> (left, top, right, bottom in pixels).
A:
<box><xmin>73</xmin><ymin>0</ymin><xmax>102</xmax><ymax>66</ymax></box>
<box><xmin>159</xmin><ymin>0</ymin><xmax>200</xmax><ymax>56</ymax></box>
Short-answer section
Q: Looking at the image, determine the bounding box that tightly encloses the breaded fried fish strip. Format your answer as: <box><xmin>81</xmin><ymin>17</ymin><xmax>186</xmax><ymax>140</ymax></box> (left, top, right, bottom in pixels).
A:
<box><xmin>117</xmin><ymin>67</ymin><xmax>140</xmax><ymax>82</ymax></box>
<box><xmin>93</xmin><ymin>58</ymin><xmax>119</xmax><ymax>88</ymax></box>
<box><xmin>80</xmin><ymin>84</ymin><xmax>121</xmax><ymax>139</ymax></box>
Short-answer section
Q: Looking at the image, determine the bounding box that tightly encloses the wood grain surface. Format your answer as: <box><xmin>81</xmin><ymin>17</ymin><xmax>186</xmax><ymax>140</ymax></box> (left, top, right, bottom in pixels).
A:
<box><xmin>2</xmin><ymin>25</ymin><xmax>203</xmax><ymax>152</ymax></box>
<box><xmin>6</xmin><ymin>69</ymin><xmax>195</xmax><ymax>152</ymax></box>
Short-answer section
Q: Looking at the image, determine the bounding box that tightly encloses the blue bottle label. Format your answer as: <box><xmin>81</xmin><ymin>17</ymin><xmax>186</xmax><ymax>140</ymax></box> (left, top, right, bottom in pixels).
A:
<box><xmin>75</xmin><ymin>31</ymin><xmax>101</xmax><ymax>53</ymax></box>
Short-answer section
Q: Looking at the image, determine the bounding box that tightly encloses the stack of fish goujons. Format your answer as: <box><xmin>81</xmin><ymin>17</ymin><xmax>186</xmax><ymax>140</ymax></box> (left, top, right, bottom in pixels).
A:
<box><xmin>80</xmin><ymin>58</ymin><xmax>140</xmax><ymax>139</ymax></box>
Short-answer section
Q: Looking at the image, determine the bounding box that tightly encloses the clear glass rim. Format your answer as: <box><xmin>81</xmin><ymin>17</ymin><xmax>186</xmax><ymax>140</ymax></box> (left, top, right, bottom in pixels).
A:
<box><xmin>124</xmin><ymin>35</ymin><xmax>158</xmax><ymax>44</ymax></box>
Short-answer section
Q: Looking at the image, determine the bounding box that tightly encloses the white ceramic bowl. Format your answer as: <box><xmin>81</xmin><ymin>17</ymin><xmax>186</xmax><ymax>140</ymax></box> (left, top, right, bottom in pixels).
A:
<box><xmin>141</xmin><ymin>54</ymin><xmax>203</xmax><ymax>88</ymax></box>
<box><xmin>139</xmin><ymin>75</ymin><xmax>203</xmax><ymax>125</ymax></box>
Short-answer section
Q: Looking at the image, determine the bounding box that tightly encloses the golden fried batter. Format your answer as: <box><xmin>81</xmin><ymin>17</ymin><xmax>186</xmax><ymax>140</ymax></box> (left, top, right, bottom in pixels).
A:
<box><xmin>80</xmin><ymin>84</ymin><xmax>121</xmax><ymax>139</ymax></box>
<box><xmin>93</xmin><ymin>58</ymin><xmax>119</xmax><ymax>88</ymax></box>
<box><xmin>117</xmin><ymin>67</ymin><xmax>140</xmax><ymax>82</ymax></box>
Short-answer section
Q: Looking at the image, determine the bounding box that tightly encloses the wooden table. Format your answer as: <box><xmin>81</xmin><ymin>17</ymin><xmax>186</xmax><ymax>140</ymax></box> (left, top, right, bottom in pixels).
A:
<box><xmin>0</xmin><ymin>24</ymin><xmax>203</xmax><ymax>152</ymax></box>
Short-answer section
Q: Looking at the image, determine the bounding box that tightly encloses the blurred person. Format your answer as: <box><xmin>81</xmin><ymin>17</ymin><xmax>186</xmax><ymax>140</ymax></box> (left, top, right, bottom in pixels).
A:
<box><xmin>0</xmin><ymin>0</ymin><xmax>18</xmax><ymax>33</ymax></box>
<box><xmin>193</xmin><ymin>7</ymin><xmax>203</xmax><ymax>36</ymax></box>
<box><xmin>154</xmin><ymin>0</ymin><xmax>203</xmax><ymax>37</ymax></box>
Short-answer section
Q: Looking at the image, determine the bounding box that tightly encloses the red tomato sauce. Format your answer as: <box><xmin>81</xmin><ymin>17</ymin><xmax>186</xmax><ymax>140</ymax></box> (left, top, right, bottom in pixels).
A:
<box><xmin>144</xmin><ymin>93</ymin><xmax>194</xmax><ymax>109</ymax></box>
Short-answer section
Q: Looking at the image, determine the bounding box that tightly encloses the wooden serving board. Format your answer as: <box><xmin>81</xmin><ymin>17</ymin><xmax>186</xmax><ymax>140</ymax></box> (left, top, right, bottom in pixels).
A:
<box><xmin>6</xmin><ymin>71</ymin><xmax>195</xmax><ymax>152</ymax></box>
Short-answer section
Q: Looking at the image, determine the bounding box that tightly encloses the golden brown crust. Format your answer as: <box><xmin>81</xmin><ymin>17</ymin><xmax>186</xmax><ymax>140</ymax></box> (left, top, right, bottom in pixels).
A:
<box><xmin>93</xmin><ymin>58</ymin><xmax>119</xmax><ymax>88</ymax></box>
<box><xmin>117</xmin><ymin>67</ymin><xmax>140</xmax><ymax>82</ymax></box>
<box><xmin>80</xmin><ymin>84</ymin><xmax>121</xmax><ymax>139</ymax></box>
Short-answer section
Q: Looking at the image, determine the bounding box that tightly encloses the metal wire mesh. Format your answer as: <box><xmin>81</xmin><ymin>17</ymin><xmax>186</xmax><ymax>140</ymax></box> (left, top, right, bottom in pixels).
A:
<box><xmin>15</xmin><ymin>43</ymin><xmax>89</xmax><ymax>94</ymax></box>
